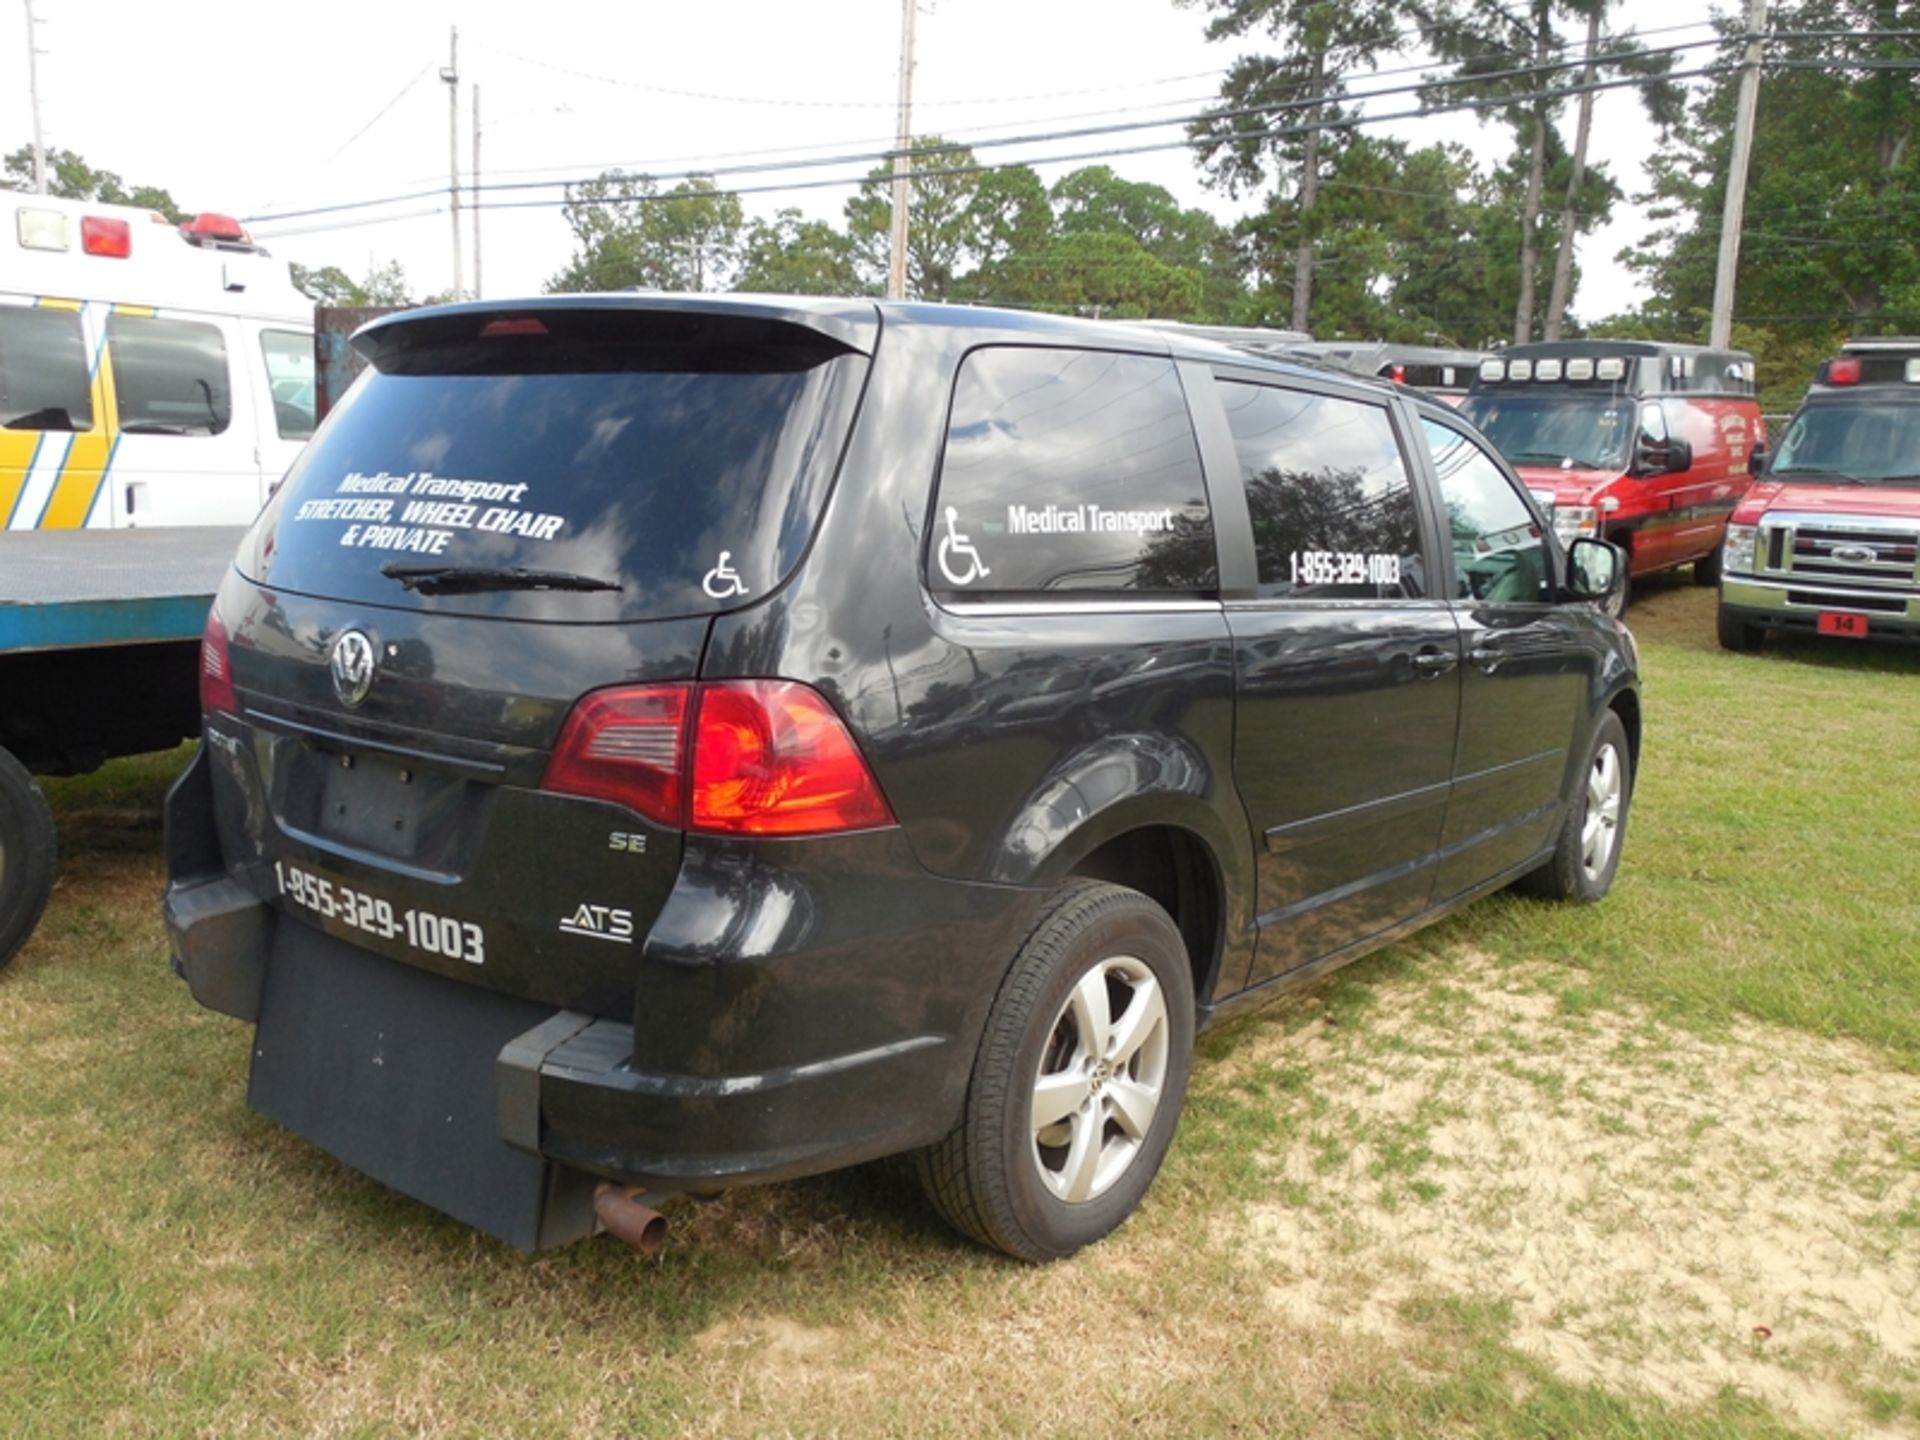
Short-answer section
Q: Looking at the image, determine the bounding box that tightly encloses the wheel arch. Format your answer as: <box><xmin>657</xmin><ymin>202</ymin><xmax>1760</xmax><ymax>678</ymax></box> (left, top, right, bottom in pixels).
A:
<box><xmin>1053</xmin><ymin>818</ymin><xmax>1234</xmax><ymax>1011</ymax></box>
<box><xmin>1608</xmin><ymin>685</ymin><xmax>1642</xmax><ymax>774</ymax></box>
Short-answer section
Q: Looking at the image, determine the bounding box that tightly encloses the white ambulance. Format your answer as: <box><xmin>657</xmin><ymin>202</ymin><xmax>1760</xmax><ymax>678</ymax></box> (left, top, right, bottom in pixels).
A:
<box><xmin>1</xmin><ymin>192</ymin><xmax>313</xmax><ymax>530</ymax></box>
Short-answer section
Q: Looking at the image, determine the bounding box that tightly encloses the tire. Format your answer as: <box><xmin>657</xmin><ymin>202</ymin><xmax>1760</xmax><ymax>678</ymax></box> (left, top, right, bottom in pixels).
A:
<box><xmin>1693</xmin><ymin>544</ymin><xmax>1723</xmax><ymax>586</ymax></box>
<box><xmin>0</xmin><ymin>746</ymin><xmax>57</xmax><ymax>975</ymax></box>
<box><xmin>1717</xmin><ymin>605</ymin><xmax>1765</xmax><ymax>652</ymax></box>
<box><xmin>917</xmin><ymin>879</ymin><xmax>1195</xmax><ymax>1262</ymax></box>
<box><xmin>1515</xmin><ymin>710</ymin><xmax>1633</xmax><ymax>904</ymax></box>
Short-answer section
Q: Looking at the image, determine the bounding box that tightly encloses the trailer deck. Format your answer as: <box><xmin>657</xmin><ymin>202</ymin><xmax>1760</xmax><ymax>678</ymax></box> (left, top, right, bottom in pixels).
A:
<box><xmin>0</xmin><ymin>528</ymin><xmax>240</xmax><ymax>654</ymax></box>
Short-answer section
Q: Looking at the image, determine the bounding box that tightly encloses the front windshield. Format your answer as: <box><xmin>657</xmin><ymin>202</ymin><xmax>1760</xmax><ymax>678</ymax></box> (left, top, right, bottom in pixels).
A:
<box><xmin>1458</xmin><ymin>394</ymin><xmax>1633</xmax><ymax>471</ymax></box>
<box><xmin>1771</xmin><ymin>401</ymin><xmax>1920</xmax><ymax>485</ymax></box>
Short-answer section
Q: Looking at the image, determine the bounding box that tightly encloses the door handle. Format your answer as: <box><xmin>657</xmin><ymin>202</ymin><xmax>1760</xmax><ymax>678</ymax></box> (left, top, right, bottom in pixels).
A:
<box><xmin>1410</xmin><ymin>647</ymin><xmax>1458</xmax><ymax>677</ymax></box>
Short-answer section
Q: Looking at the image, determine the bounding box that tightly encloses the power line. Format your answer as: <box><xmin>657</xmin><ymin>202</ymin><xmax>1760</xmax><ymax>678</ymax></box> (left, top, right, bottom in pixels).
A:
<box><xmin>257</xmin><ymin>17</ymin><xmax>1728</xmax><ymax>217</ymax></box>
<box><xmin>248</xmin><ymin>36</ymin><xmax>1736</xmax><ymax>228</ymax></box>
<box><xmin>256</xmin><ymin>61</ymin><xmax>1761</xmax><ymax>243</ymax></box>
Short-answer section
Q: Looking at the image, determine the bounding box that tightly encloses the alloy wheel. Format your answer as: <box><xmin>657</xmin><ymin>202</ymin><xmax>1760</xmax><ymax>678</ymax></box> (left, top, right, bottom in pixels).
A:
<box><xmin>1581</xmin><ymin>741</ymin><xmax>1624</xmax><ymax>882</ymax></box>
<box><xmin>1029</xmin><ymin>955</ymin><xmax>1170</xmax><ymax>1203</ymax></box>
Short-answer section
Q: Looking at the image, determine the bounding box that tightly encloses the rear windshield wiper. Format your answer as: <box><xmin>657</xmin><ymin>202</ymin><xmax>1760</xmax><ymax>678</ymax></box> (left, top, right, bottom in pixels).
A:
<box><xmin>379</xmin><ymin>563</ymin><xmax>623</xmax><ymax>595</ymax></box>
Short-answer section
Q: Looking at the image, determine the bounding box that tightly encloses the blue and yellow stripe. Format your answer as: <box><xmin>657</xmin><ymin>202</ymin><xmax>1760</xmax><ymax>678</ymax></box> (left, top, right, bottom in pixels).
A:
<box><xmin>1</xmin><ymin>297</ymin><xmax>149</xmax><ymax>529</ymax></box>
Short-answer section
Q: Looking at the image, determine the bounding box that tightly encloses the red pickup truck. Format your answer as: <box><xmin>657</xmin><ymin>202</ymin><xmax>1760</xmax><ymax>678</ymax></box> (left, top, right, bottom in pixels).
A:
<box><xmin>1460</xmin><ymin>341</ymin><xmax>1764</xmax><ymax>613</ymax></box>
<box><xmin>1718</xmin><ymin>339</ymin><xmax>1920</xmax><ymax>649</ymax></box>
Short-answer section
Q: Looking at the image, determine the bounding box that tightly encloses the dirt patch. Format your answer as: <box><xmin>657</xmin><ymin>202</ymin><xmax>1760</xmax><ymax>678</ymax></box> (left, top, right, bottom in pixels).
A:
<box><xmin>1224</xmin><ymin>955</ymin><xmax>1920</xmax><ymax>1437</ymax></box>
<box><xmin>694</xmin><ymin>1314</ymin><xmax>841</xmax><ymax>1368</ymax></box>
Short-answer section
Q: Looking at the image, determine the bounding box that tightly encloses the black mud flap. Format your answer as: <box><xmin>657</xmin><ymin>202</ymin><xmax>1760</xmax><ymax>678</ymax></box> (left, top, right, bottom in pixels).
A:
<box><xmin>248</xmin><ymin>922</ymin><xmax>597</xmax><ymax>1251</ymax></box>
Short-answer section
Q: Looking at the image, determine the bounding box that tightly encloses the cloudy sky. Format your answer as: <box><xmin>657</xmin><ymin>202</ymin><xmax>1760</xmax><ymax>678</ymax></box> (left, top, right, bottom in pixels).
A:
<box><xmin>5</xmin><ymin>0</ymin><xmax>1717</xmax><ymax>330</ymax></box>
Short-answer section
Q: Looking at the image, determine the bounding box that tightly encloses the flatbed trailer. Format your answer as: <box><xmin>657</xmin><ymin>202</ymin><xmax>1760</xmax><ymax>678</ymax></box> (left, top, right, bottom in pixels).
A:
<box><xmin>1</xmin><ymin>528</ymin><xmax>238</xmax><ymax>969</ymax></box>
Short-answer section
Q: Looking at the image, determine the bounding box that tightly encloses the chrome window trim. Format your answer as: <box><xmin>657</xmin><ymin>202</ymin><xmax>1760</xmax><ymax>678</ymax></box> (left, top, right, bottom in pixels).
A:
<box><xmin>935</xmin><ymin>597</ymin><xmax>1226</xmax><ymax>617</ymax></box>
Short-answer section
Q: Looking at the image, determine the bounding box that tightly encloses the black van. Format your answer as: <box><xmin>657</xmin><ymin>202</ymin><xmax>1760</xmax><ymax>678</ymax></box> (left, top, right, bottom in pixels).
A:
<box><xmin>165</xmin><ymin>296</ymin><xmax>1639</xmax><ymax>1262</ymax></box>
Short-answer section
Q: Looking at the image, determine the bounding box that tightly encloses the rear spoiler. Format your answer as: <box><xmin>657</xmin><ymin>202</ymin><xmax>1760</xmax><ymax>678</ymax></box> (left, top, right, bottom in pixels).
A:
<box><xmin>352</xmin><ymin>295</ymin><xmax>881</xmax><ymax>370</ymax></box>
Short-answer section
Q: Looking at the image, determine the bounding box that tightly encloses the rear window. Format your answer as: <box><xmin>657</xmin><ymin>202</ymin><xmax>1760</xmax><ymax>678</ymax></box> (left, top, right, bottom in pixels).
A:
<box><xmin>108</xmin><ymin>314</ymin><xmax>232</xmax><ymax>436</ymax></box>
<box><xmin>0</xmin><ymin>306</ymin><xmax>92</xmax><ymax>432</ymax></box>
<box><xmin>930</xmin><ymin>347</ymin><xmax>1216</xmax><ymax>596</ymax></box>
<box><xmin>238</xmin><ymin>311</ymin><xmax>867</xmax><ymax>621</ymax></box>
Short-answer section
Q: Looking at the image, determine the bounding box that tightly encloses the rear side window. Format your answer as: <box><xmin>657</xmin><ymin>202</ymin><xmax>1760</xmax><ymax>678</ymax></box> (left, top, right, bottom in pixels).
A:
<box><xmin>1219</xmin><ymin>381</ymin><xmax>1425</xmax><ymax>599</ymax></box>
<box><xmin>931</xmin><ymin>347</ymin><xmax>1217</xmax><ymax>595</ymax></box>
<box><xmin>107</xmin><ymin>314</ymin><xmax>232</xmax><ymax>436</ymax></box>
<box><xmin>0</xmin><ymin>306</ymin><xmax>92</xmax><ymax>431</ymax></box>
<box><xmin>262</xmin><ymin>329</ymin><xmax>316</xmax><ymax>439</ymax></box>
<box><xmin>240</xmin><ymin>311</ymin><xmax>867</xmax><ymax>622</ymax></box>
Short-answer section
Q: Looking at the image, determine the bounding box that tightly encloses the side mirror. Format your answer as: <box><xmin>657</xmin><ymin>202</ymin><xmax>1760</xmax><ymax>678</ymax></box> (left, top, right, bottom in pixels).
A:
<box><xmin>1749</xmin><ymin>438</ymin><xmax>1770</xmax><ymax>475</ymax></box>
<box><xmin>1565</xmin><ymin>537</ymin><xmax>1624</xmax><ymax>604</ymax></box>
<box><xmin>1664</xmin><ymin>438</ymin><xmax>1693</xmax><ymax>474</ymax></box>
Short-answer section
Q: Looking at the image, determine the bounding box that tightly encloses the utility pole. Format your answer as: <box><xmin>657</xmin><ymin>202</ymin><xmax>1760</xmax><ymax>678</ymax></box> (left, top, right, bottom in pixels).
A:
<box><xmin>471</xmin><ymin>84</ymin><xmax>482</xmax><ymax>300</ymax></box>
<box><xmin>440</xmin><ymin>27</ymin><xmax>463</xmax><ymax>302</ymax></box>
<box><xmin>1543</xmin><ymin>6</ymin><xmax>1600</xmax><ymax>342</ymax></box>
<box><xmin>886</xmin><ymin>0</ymin><xmax>917</xmax><ymax>300</ymax></box>
<box><xmin>1710</xmin><ymin>0</ymin><xmax>1768</xmax><ymax>350</ymax></box>
<box><xmin>23</xmin><ymin>0</ymin><xmax>47</xmax><ymax>194</ymax></box>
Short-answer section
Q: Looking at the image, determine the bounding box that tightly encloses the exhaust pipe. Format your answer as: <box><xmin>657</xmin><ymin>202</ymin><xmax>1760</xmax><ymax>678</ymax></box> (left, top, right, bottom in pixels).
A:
<box><xmin>593</xmin><ymin>1183</ymin><xmax>668</xmax><ymax>1257</ymax></box>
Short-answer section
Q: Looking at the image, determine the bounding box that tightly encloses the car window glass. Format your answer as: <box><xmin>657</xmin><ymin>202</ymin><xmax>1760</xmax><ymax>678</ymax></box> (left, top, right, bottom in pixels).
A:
<box><xmin>107</xmin><ymin>314</ymin><xmax>232</xmax><ymax>437</ymax></box>
<box><xmin>1639</xmin><ymin>400</ymin><xmax>1668</xmax><ymax>444</ymax></box>
<box><xmin>261</xmin><ymin>329</ymin><xmax>316</xmax><ymax>439</ymax></box>
<box><xmin>932</xmin><ymin>347</ymin><xmax>1216</xmax><ymax>595</ymax></box>
<box><xmin>1219</xmin><ymin>380</ymin><xmax>1425</xmax><ymax>599</ymax></box>
<box><xmin>243</xmin><ymin>330</ymin><xmax>866</xmax><ymax>623</ymax></box>
<box><xmin>1422</xmin><ymin>418</ymin><xmax>1552</xmax><ymax>604</ymax></box>
<box><xmin>0</xmin><ymin>306</ymin><xmax>93</xmax><ymax>432</ymax></box>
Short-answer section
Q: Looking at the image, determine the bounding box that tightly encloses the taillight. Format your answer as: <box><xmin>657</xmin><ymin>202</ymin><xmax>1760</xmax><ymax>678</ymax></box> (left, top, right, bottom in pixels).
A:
<box><xmin>692</xmin><ymin>681</ymin><xmax>894</xmax><ymax>836</ymax></box>
<box><xmin>200</xmin><ymin>611</ymin><xmax>237</xmax><ymax>717</ymax></box>
<box><xmin>541</xmin><ymin>680</ymin><xmax>894</xmax><ymax>837</ymax></box>
<box><xmin>541</xmin><ymin>685</ymin><xmax>690</xmax><ymax>828</ymax></box>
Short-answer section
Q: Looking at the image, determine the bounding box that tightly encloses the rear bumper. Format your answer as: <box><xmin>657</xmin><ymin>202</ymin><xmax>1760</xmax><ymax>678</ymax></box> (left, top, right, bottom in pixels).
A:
<box><xmin>164</xmin><ymin>747</ymin><xmax>1040</xmax><ymax>1243</ymax></box>
<box><xmin>1719</xmin><ymin>574</ymin><xmax>1920</xmax><ymax>641</ymax></box>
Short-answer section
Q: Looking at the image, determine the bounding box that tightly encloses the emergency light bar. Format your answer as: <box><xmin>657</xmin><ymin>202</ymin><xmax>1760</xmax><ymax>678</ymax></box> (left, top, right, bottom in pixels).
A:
<box><xmin>1477</xmin><ymin>355</ymin><xmax>1633</xmax><ymax>383</ymax></box>
<box><xmin>1821</xmin><ymin>353</ymin><xmax>1920</xmax><ymax>385</ymax></box>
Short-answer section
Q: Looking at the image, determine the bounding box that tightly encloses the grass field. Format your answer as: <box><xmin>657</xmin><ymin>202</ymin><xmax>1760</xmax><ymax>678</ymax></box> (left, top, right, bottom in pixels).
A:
<box><xmin>3</xmin><ymin>579</ymin><xmax>1918</xmax><ymax>1439</ymax></box>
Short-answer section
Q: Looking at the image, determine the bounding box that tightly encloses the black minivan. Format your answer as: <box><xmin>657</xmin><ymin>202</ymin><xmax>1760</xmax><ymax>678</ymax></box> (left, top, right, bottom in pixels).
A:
<box><xmin>165</xmin><ymin>296</ymin><xmax>1639</xmax><ymax>1261</ymax></box>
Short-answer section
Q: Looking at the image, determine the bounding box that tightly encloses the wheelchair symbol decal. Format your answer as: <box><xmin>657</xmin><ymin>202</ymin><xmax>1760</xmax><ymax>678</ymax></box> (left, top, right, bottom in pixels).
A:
<box><xmin>702</xmin><ymin>550</ymin><xmax>750</xmax><ymax>600</ymax></box>
<box><xmin>936</xmin><ymin>506</ymin><xmax>992</xmax><ymax>587</ymax></box>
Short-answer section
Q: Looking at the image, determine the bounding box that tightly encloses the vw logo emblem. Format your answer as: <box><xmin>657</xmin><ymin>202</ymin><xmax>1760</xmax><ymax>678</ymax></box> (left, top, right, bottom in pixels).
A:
<box><xmin>1830</xmin><ymin>543</ymin><xmax>1878</xmax><ymax>565</ymax></box>
<box><xmin>329</xmin><ymin>630</ymin><xmax>377</xmax><ymax>708</ymax></box>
